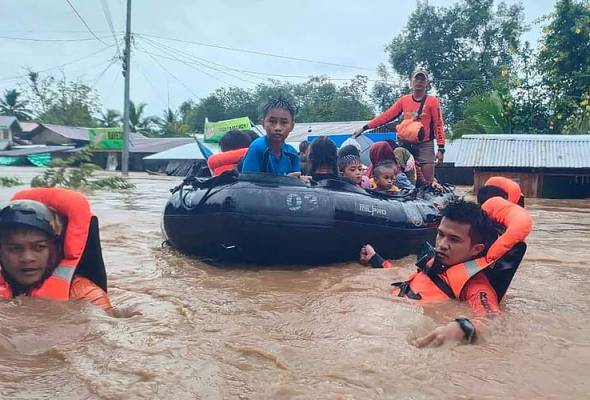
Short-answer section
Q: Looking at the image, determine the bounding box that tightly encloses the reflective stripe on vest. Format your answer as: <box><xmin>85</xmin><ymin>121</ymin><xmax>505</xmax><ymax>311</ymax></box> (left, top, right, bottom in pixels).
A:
<box><xmin>392</xmin><ymin>256</ymin><xmax>492</xmax><ymax>301</ymax></box>
<box><xmin>1</xmin><ymin>187</ymin><xmax>93</xmax><ymax>301</ymax></box>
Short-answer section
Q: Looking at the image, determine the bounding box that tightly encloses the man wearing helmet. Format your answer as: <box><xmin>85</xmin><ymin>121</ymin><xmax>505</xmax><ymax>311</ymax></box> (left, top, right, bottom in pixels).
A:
<box><xmin>0</xmin><ymin>188</ymin><xmax>112</xmax><ymax>312</ymax></box>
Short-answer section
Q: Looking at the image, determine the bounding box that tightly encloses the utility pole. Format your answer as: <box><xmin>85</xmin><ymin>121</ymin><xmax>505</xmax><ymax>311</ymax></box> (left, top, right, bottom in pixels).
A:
<box><xmin>121</xmin><ymin>0</ymin><xmax>132</xmax><ymax>175</ymax></box>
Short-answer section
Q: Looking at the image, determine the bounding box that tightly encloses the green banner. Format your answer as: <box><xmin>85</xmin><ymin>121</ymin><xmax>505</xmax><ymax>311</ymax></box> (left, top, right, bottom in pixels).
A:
<box><xmin>203</xmin><ymin>116</ymin><xmax>251</xmax><ymax>143</ymax></box>
<box><xmin>89</xmin><ymin>128</ymin><xmax>123</xmax><ymax>150</ymax></box>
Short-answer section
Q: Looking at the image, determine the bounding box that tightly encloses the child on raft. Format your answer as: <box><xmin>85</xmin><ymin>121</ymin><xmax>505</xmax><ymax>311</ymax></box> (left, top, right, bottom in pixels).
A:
<box><xmin>338</xmin><ymin>154</ymin><xmax>364</xmax><ymax>186</ymax></box>
<box><xmin>370</xmin><ymin>161</ymin><xmax>400</xmax><ymax>192</ymax></box>
<box><xmin>241</xmin><ymin>96</ymin><xmax>301</xmax><ymax>177</ymax></box>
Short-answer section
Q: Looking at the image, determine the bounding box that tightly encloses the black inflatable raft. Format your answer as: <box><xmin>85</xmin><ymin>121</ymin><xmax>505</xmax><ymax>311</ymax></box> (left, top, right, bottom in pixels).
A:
<box><xmin>162</xmin><ymin>173</ymin><xmax>458</xmax><ymax>265</ymax></box>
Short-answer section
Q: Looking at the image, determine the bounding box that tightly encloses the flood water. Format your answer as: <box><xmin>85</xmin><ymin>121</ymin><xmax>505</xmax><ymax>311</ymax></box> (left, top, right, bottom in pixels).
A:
<box><xmin>1</xmin><ymin>166</ymin><xmax>589</xmax><ymax>399</ymax></box>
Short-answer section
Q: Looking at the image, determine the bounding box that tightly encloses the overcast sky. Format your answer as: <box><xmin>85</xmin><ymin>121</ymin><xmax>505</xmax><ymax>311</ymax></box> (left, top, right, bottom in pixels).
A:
<box><xmin>1</xmin><ymin>0</ymin><xmax>557</xmax><ymax>118</ymax></box>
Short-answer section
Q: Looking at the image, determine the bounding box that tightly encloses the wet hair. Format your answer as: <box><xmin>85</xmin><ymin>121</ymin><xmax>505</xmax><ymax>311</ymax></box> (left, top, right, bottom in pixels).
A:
<box><xmin>309</xmin><ymin>136</ymin><xmax>338</xmax><ymax>174</ymax></box>
<box><xmin>219</xmin><ymin>130</ymin><xmax>252</xmax><ymax>152</ymax></box>
<box><xmin>477</xmin><ymin>185</ymin><xmax>508</xmax><ymax>205</ymax></box>
<box><xmin>441</xmin><ymin>199</ymin><xmax>497</xmax><ymax>249</ymax></box>
<box><xmin>373</xmin><ymin>161</ymin><xmax>396</xmax><ymax>178</ymax></box>
<box><xmin>243</xmin><ymin>129</ymin><xmax>259</xmax><ymax>142</ymax></box>
<box><xmin>299</xmin><ymin>140</ymin><xmax>310</xmax><ymax>153</ymax></box>
<box><xmin>338</xmin><ymin>144</ymin><xmax>361</xmax><ymax>158</ymax></box>
<box><xmin>261</xmin><ymin>96</ymin><xmax>295</xmax><ymax>119</ymax></box>
<box><xmin>337</xmin><ymin>154</ymin><xmax>361</xmax><ymax>172</ymax></box>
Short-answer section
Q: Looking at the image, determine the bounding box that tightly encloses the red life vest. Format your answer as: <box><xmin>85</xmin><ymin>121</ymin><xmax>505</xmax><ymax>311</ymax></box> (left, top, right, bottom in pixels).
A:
<box><xmin>0</xmin><ymin>188</ymin><xmax>93</xmax><ymax>301</ymax></box>
<box><xmin>485</xmin><ymin>176</ymin><xmax>524</xmax><ymax>206</ymax></box>
<box><xmin>207</xmin><ymin>148</ymin><xmax>249</xmax><ymax>176</ymax></box>
<box><xmin>393</xmin><ymin>197</ymin><xmax>532</xmax><ymax>302</ymax></box>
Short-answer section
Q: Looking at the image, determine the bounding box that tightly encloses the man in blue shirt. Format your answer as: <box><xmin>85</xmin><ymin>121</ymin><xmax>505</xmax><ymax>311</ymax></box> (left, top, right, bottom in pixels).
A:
<box><xmin>241</xmin><ymin>97</ymin><xmax>301</xmax><ymax>176</ymax></box>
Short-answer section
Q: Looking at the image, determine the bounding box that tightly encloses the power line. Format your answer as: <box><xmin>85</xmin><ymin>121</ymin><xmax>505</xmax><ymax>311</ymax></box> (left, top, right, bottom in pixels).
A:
<box><xmin>137</xmin><ymin>44</ymin><xmax>201</xmax><ymax>99</ymax></box>
<box><xmin>139</xmin><ymin>37</ymin><xmax>259</xmax><ymax>86</ymax></box>
<box><xmin>64</xmin><ymin>0</ymin><xmax>110</xmax><ymax>46</ymax></box>
<box><xmin>135</xmin><ymin>32</ymin><xmax>374</xmax><ymax>72</ymax></box>
<box><xmin>0</xmin><ymin>35</ymin><xmax>113</xmax><ymax>42</ymax></box>
<box><xmin>0</xmin><ymin>44</ymin><xmax>116</xmax><ymax>82</ymax></box>
<box><xmin>139</xmin><ymin>36</ymin><xmax>378</xmax><ymax>84</ymax></box>
<box><xmin>100</xmin><ymin>0</ymin><xmax>121</xmax><ymax>56</ymax></box>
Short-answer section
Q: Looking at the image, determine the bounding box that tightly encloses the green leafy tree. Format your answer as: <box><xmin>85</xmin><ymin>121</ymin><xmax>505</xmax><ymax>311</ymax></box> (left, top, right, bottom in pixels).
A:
<box><xmin>386</xmin><ymin>0</ymin><xmax>525</xmax><ymax>124</ymax></box>
<box><xmin>129</xmin><ymin>101</ymin><xmax>158</xmax><ymax>135</ymax></box>
<box><xmin>450</xmin><ymin>91</ymin><xmax>510</xmax><ymax>138</ymax></box>
<box><xmin>537</xmin><ymin>0</ymin><xmax>590</xmax><ymax>133</ymax></box>
<box><xmin>26</xmin><ymin>72</ymin><xmax>100</xmax><ymax>127</ymax></box>
<box><xmin>156</xmin><ymin>108</ymin><xmax>190</xmax><ymax>137</ymax></box>
<box><xmin>98</xmin><ymin>109</ymin><xmax>122</xmax><ymax>127</ymax></box>
<box><xmin>0</xmin><ymin>89</ymin><xmax>32</xmax><ymax>120</ymax></box>
<box><xmin>370</xmin><ymin>64</ymin><xmax>407</xmax><ymax>112</ymax></box>
<box><xmin>31</xmin><ymin>147</ymin><xmax>134</xmax><ymax>191</ymax></box>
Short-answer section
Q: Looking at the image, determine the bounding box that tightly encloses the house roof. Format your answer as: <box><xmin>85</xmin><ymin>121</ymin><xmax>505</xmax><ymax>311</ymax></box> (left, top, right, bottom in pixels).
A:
<box><xmin>19</xmin><ymin>121</ymin><xmax>40</xmax><ymax>133</ymax></box>
<box><xmin>254</xmin><ymin>120</ymin><xmax>371</xmax><ymax>143</ymax></box>
<box><xmin>129</xmin><ymin>136</ymin><xmax>194</xmax><ymax>153</ymax></box>
<box><xmin>0</xmin><ymin>145</ymin><xmax>75</xmax><ymax>157</ymax></box>
<box><xmin>449</xmin><ymin>134</ymin><xmax>590</xmax><ymax>169</ymax></box>
<box><xmin>40</xmin><ymin>123</ymin><xmax>91</xmax><ymax>141</ymax></box>
<box><xmin>0</xmin><ymin>115</ymin><xmax>18</xmax><ymax>128</ymax></box>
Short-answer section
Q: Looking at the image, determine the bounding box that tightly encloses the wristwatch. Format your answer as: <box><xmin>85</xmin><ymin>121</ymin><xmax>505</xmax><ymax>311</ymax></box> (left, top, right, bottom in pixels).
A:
<box><xmin>437</xmin><ymin>148</ymin><xmax>445</xmax><ymax>154</ymax></box>
<box><xmin>455</xmin><ymin>318</ymin><xmax>476</xmax><ymax>344</ymax></box>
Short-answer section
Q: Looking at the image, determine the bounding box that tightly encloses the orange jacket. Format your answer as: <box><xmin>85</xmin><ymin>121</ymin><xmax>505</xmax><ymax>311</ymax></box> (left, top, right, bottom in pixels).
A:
<box><xmin>391</xmin><ymin>195</ymin><xmax>532</xmax><ymax>314</ymax></box>
<box><xmin>0</xmin><ymin>188</ymin><xmax>112</xmax><ymax>312</ymax></box>
<box><xmin>485</xmin><ymin>177</ymin><xmax>524</xmax><ymax>205</ymax></box>
<box><xmin>207</xmin><ymin>148</ymin><xmax>248</xmax><ymax>176</ymax></box>
<box><xmin>367</xmin><ymin>94</ymin><xmax>446</xmax><ymax>146</ymax></box>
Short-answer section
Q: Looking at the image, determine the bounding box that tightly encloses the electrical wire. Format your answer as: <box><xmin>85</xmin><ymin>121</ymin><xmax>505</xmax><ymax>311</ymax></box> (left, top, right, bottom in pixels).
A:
<box><xmin>134</xmin><ymin>32</ymin><xmax>374</xmax><ymax>72</ymax></box>
<box><xmin>100</xmin><ymin>0</ymin><xmax>121</xmax><ymax>56</ymax></box>
<box><xmin>64</xmin><ymin>0</ymin><xmax>110</xmax><ymax>46</ymax></box>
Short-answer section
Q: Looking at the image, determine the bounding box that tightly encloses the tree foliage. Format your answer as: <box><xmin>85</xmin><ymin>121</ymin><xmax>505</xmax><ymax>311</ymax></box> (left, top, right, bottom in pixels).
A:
<box><xmin>0</xmin><ymin>89</ymin><xmax>32</xmax><ymax>120</ymax></box>
<box><xmin>537</xmin><ymin>0</ymin><xmax>590</xmax><ymax>133</ymax></box>
<box><xmin>31</xmin><ymin>147</ymin><xmax>134</xmax><ymax>191</ymax></box>
<box><xmin>26</xmin><ymin>72</ymin><xmax>100</xmax><ymax>127</ymax></box>
<box><xmin>386</xmin><ymin>0</ymin><xmax>525</xmax><ymax>124</ymax></box>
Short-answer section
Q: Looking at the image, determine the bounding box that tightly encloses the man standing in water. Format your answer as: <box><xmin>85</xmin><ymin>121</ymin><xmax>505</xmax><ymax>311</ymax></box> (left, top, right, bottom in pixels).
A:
<box><xmin>360</xmin><ymin>198</ymin><xmax>532</xmax><ymax>347</ymax></box>
<box><xmin>353</xmin><ymin>68</ymin><xmax>445</xmax><ymax>185</ymax></box>
<box><xmin>0</xmin><ymin>188</ymin><xmax>112</xmax><ymax>312</ymax></box>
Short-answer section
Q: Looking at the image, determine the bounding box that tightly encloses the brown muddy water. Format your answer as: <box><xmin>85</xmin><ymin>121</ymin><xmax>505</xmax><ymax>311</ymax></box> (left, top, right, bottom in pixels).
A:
<box><xmin>0</xmin><ymin>166</ymin><xmax>589</xmax><ymax>400</ymax></box>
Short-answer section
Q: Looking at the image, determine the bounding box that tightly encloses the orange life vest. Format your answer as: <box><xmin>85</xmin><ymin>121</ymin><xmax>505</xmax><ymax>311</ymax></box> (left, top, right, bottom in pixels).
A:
<box><xmin>0</xmin><ymin>188</ymin><xmax>93</xmax><ymax>301</ymax></box>
<box><xmin>393</xmin><ymin>196</ymin><xmax>532</xmax><ymax>302</ymax></box>
<box><xmin>207</xmin><ymin>148</ymin><xmax>249</xmax><ymax>176</ymax></box>
<box><xmin>485</xmin><ymin>176</ymin><xmax>524</xmax><ymax>206</ymax></box>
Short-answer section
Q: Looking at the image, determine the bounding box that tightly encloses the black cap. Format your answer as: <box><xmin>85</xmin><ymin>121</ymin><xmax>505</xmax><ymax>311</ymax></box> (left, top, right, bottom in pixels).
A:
<box><xmin>0</xmin><ymin>200</ymin><xmax>57</xmax><ymax>238</ymax></box>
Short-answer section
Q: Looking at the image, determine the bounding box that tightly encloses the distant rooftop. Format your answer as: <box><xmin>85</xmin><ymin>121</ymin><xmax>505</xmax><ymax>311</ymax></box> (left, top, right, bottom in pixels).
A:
<box><xmin>447</xmin><ymin>134</ymin><xmax>590</xmax><ymax>169</ymax></box>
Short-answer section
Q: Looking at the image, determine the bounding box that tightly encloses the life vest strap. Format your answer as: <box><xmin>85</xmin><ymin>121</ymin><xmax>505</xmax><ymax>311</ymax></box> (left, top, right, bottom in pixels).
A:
<box><xmin>424</xmin><ymin>270</ymin><xmax>457</xmax><ymax>300</ymax></box>
<box><xmin>392</xmin><ymin>281</ymin><xmax>422</xmax><ymax>300</ymax></box>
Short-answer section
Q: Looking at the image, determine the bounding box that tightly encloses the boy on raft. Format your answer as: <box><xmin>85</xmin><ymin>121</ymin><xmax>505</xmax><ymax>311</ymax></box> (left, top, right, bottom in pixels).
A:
<box><xmin>241</xmin><ymin>97</ymin><xmax>302</xmax><ymax>177</ymax></box>
<box><xmin>360</xmin><ymin>178</ymin><xmax>532</xmax><ymax>346</ymax></box>
<box><xmin>0</xmin><ymin>187</ymin><xmax>112</xmax><ymax>313</ymax></box>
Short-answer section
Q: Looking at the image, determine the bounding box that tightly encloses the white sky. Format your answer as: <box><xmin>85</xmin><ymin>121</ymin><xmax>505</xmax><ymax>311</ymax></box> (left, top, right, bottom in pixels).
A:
<box><xmin>0</xmin><ymin>0</ymin><xmax>557</xmax><ymax>118</ymax></box>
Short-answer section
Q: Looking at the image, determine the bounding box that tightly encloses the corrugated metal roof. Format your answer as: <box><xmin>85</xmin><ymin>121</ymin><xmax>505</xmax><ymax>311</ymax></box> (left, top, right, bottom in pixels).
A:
<box><xmin>18</xmin><ymin>122</ymin><xmax>40</xmax><ymax>133</ymax></box>
<box><xmin>451</xmin><ymin>134</ymin><xmax>590</xmax><ymax>169</ymax></box>
<box><xmin>129</xmin><ymin>136</ymin><xmax>194</xmax><ymax>153</ymax></box>
<box><xmin>255</xmin><ymin>120</ymin><xmax>369</xmax><ymax>143</ymax></box>
<box><xmin>0</xmin><ymin>116</ymin><xmax>18</xmax><ymax>128</ymax></box>
<box><xmin>0</xmin><ymin>145</ymin><xmax>75</xmax><ymax>156</ymax></box>
<box><xmin>41</xmin><ymin>123</ymin><xmax>90</xmax><ymax>141</ymax></box>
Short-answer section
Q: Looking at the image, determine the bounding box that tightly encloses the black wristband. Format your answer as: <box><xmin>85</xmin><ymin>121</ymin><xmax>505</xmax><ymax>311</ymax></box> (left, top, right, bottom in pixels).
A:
<box><xmin>455</xmin><ymin>318</ymin><xmax>476</xmax><ymax>344</ymax></box>
<box><xmin>369</xmin><ymin>253</ymin><xmax>386</xmax><ymax>268</ymax></box>
<box><xmin>362</xmin><ymin>124</ymin><xmax>370</xmax><ymax>131</ymax></box>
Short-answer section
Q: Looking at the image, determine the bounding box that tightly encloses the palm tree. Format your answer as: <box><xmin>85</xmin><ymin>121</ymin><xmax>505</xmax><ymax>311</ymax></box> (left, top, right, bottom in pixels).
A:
<box><xmin>129</xmin><ymin>101</ymin><xmax>157</xmax><ymax>135</ymax></box>
<box><xmin>450</xmin><ymin>91</ymin><xmax>510</xmax><ymax>139</ymax></box>
<box><xmin>98</xmin><ymin>109</ymin><xmax>122</xmax><ymax>127</ymax></box>
<box><xmin>156</xmin><ymin>108</ymin><xmax>189</xmax><ymax>137</ymax></box>
<box><xmin>0</xmin><ymin>89</ymin><xmax>32</xmax><ymax>120</ymax></box>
